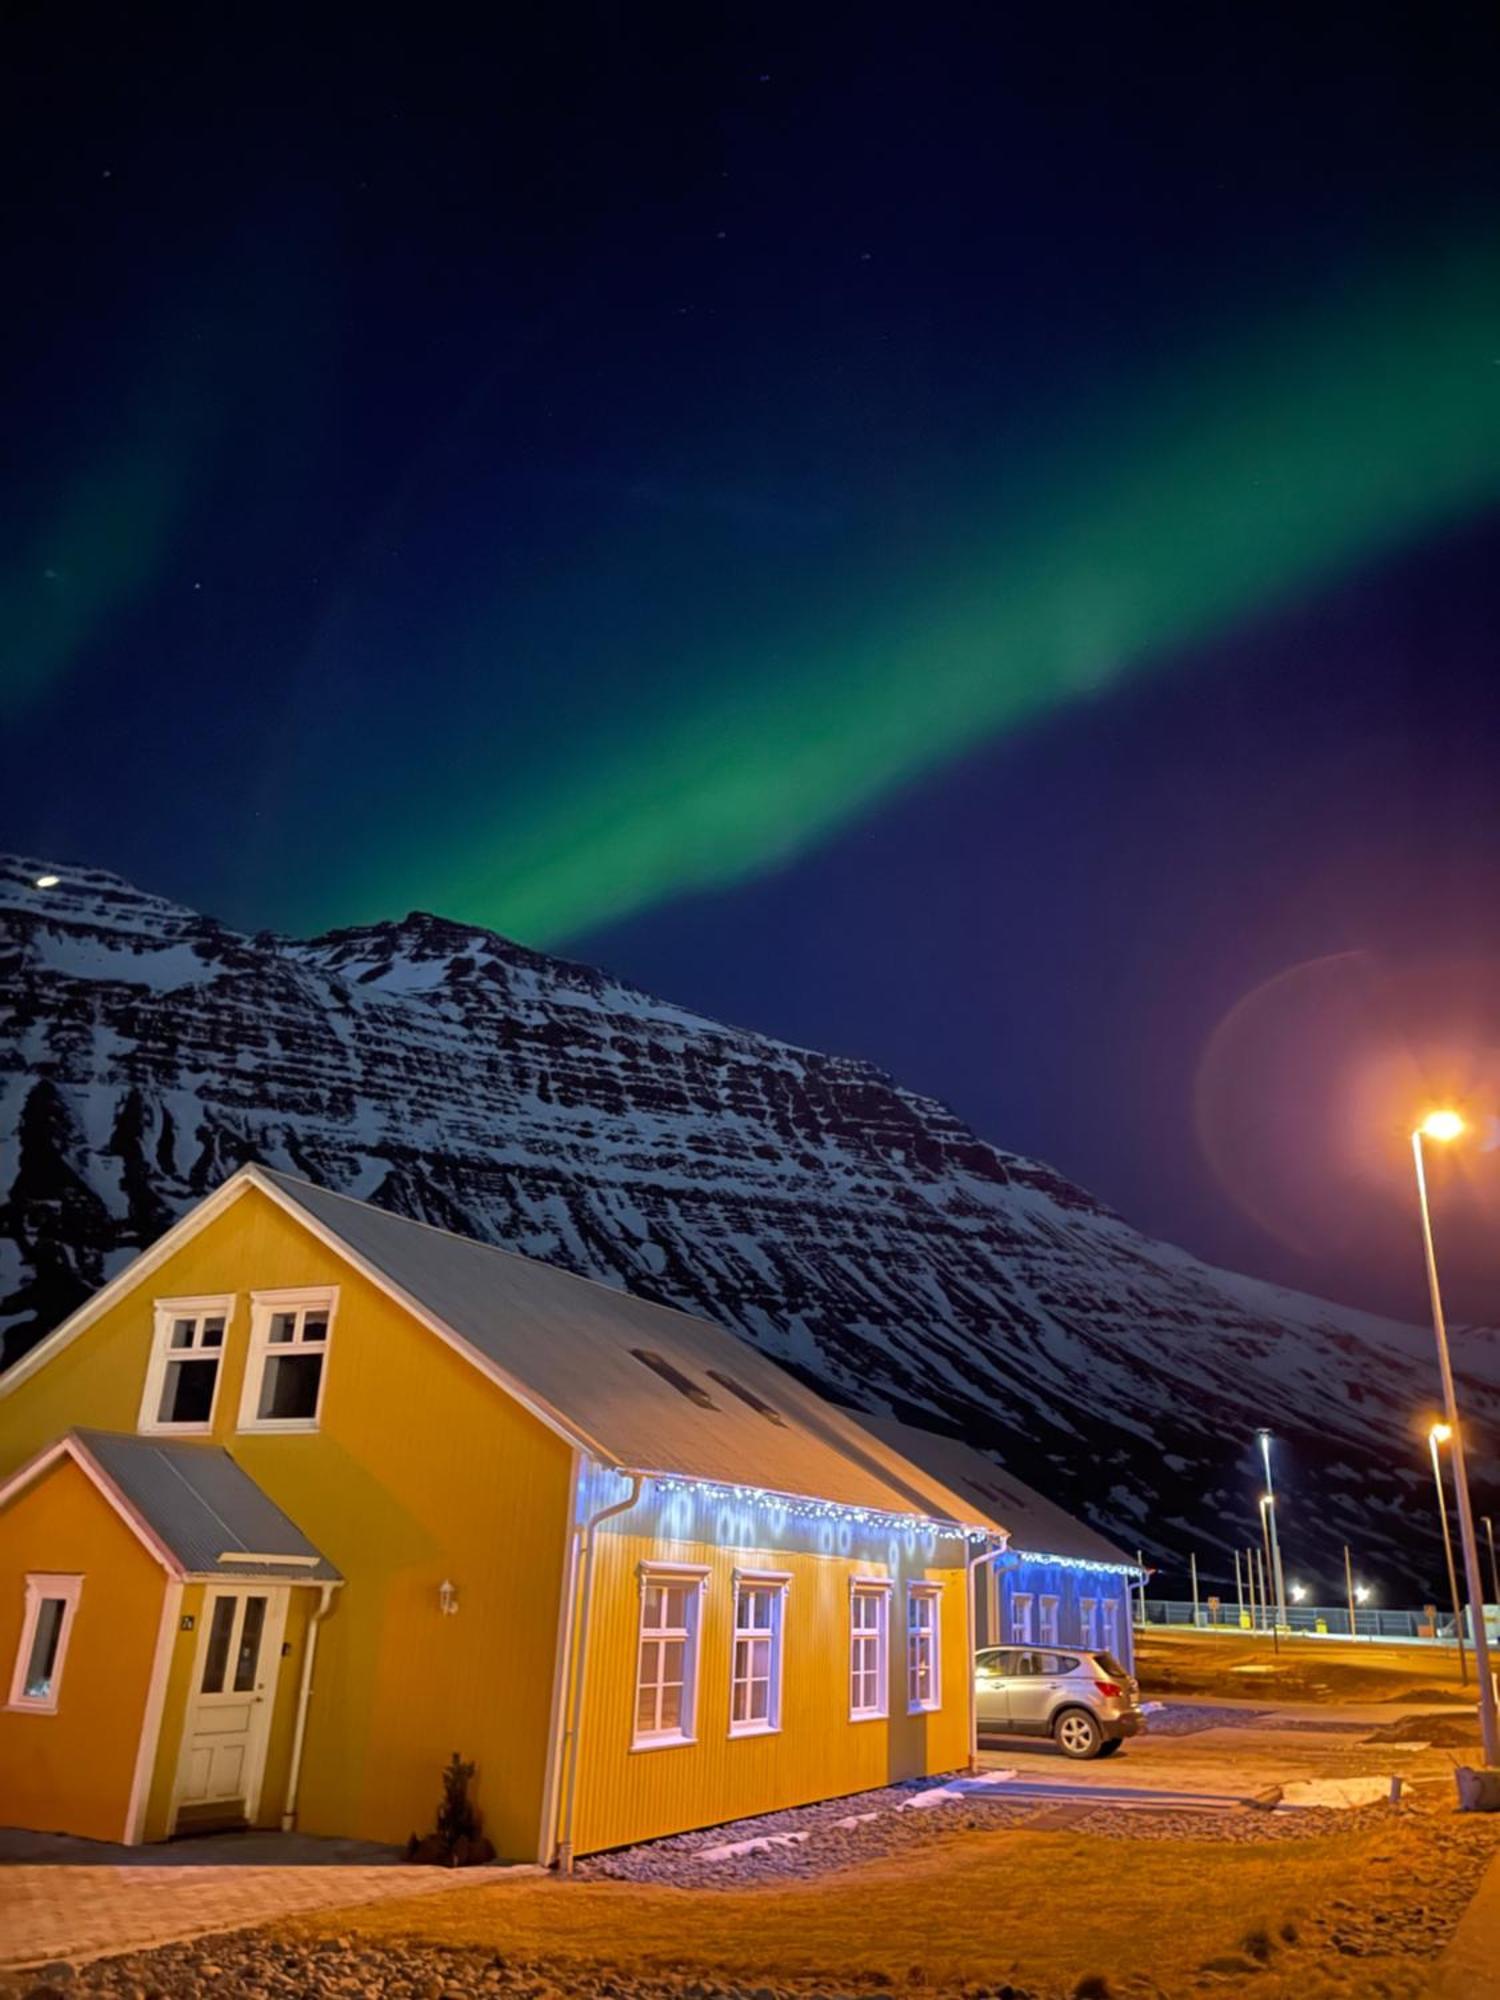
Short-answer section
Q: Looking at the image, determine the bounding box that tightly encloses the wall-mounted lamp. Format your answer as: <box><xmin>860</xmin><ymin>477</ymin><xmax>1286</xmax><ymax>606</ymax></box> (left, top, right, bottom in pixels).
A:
<box><xmin>438</xmin><ymin>1578</ymin><xmax>460</xmax><ymax>1617</ymax></box>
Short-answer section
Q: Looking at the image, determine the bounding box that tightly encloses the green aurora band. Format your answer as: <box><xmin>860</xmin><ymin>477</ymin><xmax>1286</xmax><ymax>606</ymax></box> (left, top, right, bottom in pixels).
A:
<box><xmin>363</xmin><ymin>235</ymin><xmax>1500</xmax><ymax>945</ymax></box>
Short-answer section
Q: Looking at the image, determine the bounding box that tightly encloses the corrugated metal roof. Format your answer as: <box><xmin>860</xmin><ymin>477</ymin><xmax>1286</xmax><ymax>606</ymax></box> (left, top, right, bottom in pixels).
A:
<box><xmin>74</xmin><ymin>1429</ymin><xmax>340</xmax><ymax>1581</ymax></box>
<box><xmin>257</xmin><ymin>1169</ymin><xmax>995</xmax><ymax>1528</ymax></box>
<box><xmin>851</xmin><ymin>1412</ymin><xmax>1136</xmax><ymax>1570</ymax></box>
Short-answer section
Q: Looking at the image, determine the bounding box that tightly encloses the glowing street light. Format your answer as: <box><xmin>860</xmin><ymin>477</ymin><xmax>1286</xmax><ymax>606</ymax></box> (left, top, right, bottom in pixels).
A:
<box><xmin>1428</xmin><ymin>1422</ymin><xmax>1467</xmax><ymax>1684</ymax></box>
<box><xmin>1419</xmin><ymin>1109</ymin><xmax>1466</xmax><ymax>1143</ymax></box>
<box><xmin>1411</xmin><ymin>1105</ymin><xmax>1496</xmax><ymax>1763</ymax></box>
<box><xmin>1289</xmin><ymin>1583</ymin><xmax>1307</xmax><ymax>1604</ymax></box>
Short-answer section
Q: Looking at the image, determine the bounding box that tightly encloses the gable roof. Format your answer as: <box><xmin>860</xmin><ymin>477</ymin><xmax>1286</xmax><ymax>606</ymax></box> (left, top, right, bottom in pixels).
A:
<box><xmin>0</xmin><ymin>1430</ymin><xmax>340</xmax><ymax>1583</ymax></box>
<box><xmin>3</xmin><ymin>1164</ymin><xmax>999</xmax><ymax>1533</ymax></box>
<box><xmin>253</xmin><ymin>1169</ymin><xmax>999</xmax><ymax>1529</ymax></box>
<box><xmin>852</xmin><ymin>1411</ymin><xmax>1138</xmax><ymax>1572</ymax></box>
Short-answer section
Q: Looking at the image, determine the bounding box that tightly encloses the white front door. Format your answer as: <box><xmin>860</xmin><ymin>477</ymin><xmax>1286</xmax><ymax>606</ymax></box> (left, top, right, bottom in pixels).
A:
<box><xmin>172</xmin><ymin>1587</ymin><xmax>287</xmax><ymax>1828</ymax></box>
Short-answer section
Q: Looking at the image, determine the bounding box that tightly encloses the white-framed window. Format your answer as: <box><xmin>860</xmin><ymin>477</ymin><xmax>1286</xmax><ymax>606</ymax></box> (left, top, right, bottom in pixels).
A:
<box><xmin>730</xmin><ymin>1569</ymin><xmax>789</xmax><ymax>1736</ymax></box>
<box><xmin>1079</xmin><ymin>1597</ymin><xmax>1098</xmax><ymax>1647</ymax></box>
<box><xmin>238</xmin><ymin>1289</ymin><xmax>337</xmax><ymax>1432</ymax></box>
<box><xmin>1039</xmin><ymin>1594</ymin><xmax>1060</xmax><ymax>1645</ymax></box>
<box><xmin>1103</xmin><ymin>1595</ymin><xmax>1122</xmax><ymax>1656</ymax></box>
<box><xmin>907</xmin><ymin>1583</ymin><xmax>942</xmax><ymax>1712</ymax></box>
<box><xmin>1009</xmin><ymin>1591</ymin><xmax>1034</xmax><ymax>1643</ymax></box>
<box><xmin>138</xmin><ymin>1296</ymin><xmax>234</xmax><ymax>1434</ymax></box>
<box><xmin>634</xmin><ymin>1564</ymin><xmax>707</xmax><ymax>1748</ymax></box>
<box><xmin>7</xmin><ymin>1574</ymin><xmax>84</xmax><ymax>1712</ymax></box>
<box><xmin>849</xmin><ymin>1578</ymin><xmax>891</xmax><ymax>1719</ymax></box>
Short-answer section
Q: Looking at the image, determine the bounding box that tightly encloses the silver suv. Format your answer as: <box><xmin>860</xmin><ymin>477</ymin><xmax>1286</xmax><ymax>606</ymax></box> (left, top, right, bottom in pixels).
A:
<box><xmin>975</xmin><ymin>1646</ymin><xmax>1144</xmax><ymax>1759</ymax></box>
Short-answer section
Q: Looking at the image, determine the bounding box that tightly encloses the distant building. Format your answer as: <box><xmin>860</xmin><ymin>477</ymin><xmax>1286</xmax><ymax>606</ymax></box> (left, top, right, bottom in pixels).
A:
<box><xmin>0</xmin><ymin>1166</ymin><xmax>1136</xmax><ymax>1857</ymax></box>
<box><xmin>853</xmin><ymin>1412</ymin><xmax>1138</xmax><ymax>1665</ymax></box>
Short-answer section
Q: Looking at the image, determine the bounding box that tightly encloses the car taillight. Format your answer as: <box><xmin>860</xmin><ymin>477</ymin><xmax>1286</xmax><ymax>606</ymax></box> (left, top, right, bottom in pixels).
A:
<box><xmin>1094</xmin><ymin>1680</ymin><xmax>1122</xmax><ymax>1697</ymax></box>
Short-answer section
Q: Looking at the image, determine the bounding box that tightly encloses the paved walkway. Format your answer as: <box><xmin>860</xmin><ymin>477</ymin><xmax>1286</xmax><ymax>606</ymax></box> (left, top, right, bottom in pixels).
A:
<box><xmin>1427</xmin><ymin>1842</ymin><xmax>1500</xmax><ymax>1999</ymax></box>
<box><xmin>0</xmin><ymin>1831</ymin><xmax>517</xmax><ymax>1970</ymax></box>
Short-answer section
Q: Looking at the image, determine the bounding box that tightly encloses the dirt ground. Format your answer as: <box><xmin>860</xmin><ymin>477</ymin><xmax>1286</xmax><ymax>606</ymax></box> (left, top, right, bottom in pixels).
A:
<box><xmin>1135</xmin><ymin>1625</ymin><xmax>1476</xmax><ymax>1705</ymax></box>
<box><xmin>271</xmin><ymin>1795</ymin><xmax>1498</xmax><ymax>2000</ymax></box>
<box><xmin>258</xmin><ymin>1685</ymin><xmax>1500</xmax><ymax>2000</ymax></box>
<box><xmin>10</xmin><ymin>1676</ymin><xmax>1497</xmax><ymax>2000</ymax></box>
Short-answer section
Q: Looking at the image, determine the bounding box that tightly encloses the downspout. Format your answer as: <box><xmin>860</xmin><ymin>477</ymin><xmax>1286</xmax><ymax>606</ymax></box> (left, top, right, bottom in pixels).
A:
<box><xmin>281</xmin><ymin>1582</ymin><xmax>339</xmax><ymax>1832</ymax></box>
<box><xmin>554</xmin><ymin>1468</ymin><xmax>644</xmax><ymax>1875</ymax></box>
<box><xmin>967</xmin><ymin>1536</ymin><xmax>1012</xmax><ymax>1774</ymax></box>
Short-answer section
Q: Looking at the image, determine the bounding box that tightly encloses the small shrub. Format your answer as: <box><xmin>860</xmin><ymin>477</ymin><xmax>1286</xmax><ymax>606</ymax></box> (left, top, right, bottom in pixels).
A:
<box><xmin>1073</xmin><ymin>1977</ymin><xmax>1112</xmax><ymax>2000</ymax></box>
<box><xmin>405</xmin><ymin>1750</ymin><xmax>497</xmax><ymax>1867</ymax></box>
<box><xmin>1242</xmin><ymin>1926</ymin><xmax>1275</xmax><ymax>1962</ymax></box>
<box><xmin>1280</xmin><ymin>1920</ymin><xmax>1301</xmax><ymax>1944</ymax></box>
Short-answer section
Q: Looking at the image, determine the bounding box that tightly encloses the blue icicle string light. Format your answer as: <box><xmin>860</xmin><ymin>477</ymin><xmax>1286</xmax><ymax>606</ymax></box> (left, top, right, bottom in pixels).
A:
<box><xmin>1012</xmin><ymin>1547</ymin><xmax>1147</xmax><ymax>1580</ymax></box>
<box><xmin>644</xmin><ymin>1472</ymin><xmax>995</xmax><ymax>1543</ymax></box>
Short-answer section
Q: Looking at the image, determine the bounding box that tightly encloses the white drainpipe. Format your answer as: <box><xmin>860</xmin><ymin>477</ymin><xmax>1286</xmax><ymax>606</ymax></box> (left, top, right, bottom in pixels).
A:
<box><xmin>967</xmin><ymin>1536</ymin><xmax>1012</xmax><ymax>1773</ymax></box>
<box><xmin>554</xmin><ymin>1469</ymin><xmax>644</xmax><ymax>1874</ymax></box>
<box><xmin>281</xmin><ymin>1581</ymin><xmax>339</xmax><ymax>1832</ymax></box>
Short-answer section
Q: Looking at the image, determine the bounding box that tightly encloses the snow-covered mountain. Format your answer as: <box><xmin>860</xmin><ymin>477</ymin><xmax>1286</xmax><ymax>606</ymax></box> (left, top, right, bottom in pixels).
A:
<box><xmin>3</xmin><ymin>853</ymin><xmax>1494</xmax><ymax>1599</ymax></box>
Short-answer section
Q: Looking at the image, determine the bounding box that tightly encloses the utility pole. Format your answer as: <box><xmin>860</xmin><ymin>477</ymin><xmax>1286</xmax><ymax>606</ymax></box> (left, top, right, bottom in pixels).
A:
<box><xmin>1190</xmin><ymin>1550</ymin><xmax>1200</xmax><ymax>1629</ymax></box>
<box><xmin>1484</xmin><ymin>1516</ymin><xmax>1499</xmax><ymax>1610</ymax></box>
<box><xmin>1344</xmin><ymin>1544</ymin><xmax>1358</xmax><ymax>1642</ymax></box>
<box><xmin>1256</xmin><ymin>1545</ymin><xmax>1278</xmax><ymax>1655</ymax></box>
<box><xmin>1234</xmin><ymin>1548</ymin><xmax>1245</xmax><ymax>1628</ymax></box>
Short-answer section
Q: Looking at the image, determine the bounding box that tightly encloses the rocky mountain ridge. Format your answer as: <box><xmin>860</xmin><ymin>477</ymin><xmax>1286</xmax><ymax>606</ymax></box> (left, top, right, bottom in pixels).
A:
<box><xmin>3</xmin><ymin>852</ymin><xmax>1495</xmax><ymax>1597</ymax></box>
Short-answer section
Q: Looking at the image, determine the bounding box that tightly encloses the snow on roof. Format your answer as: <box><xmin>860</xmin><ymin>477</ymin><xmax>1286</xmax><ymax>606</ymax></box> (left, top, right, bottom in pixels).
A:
<box><xmin>851</xmin><ymin>1411</ymin><xmax>1136</xmax><ymax>1570</ymax></box>
<box><xmin>256</xmin><ymin>1168</ymin><xmax>996</xmax><ymax>1529</ymax></box>
<box><xmin>72</xmin><ymin>1428</ymin><xmax>340</xmax><ymax>1581</ymax></box>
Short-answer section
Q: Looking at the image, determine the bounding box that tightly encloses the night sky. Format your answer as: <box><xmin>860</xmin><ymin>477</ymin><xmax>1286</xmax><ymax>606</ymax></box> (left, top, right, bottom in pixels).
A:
<box><xmin>7</xmin><ymin>6</ymin><xmax>1500</xmax><ymax>1324</ymax></box>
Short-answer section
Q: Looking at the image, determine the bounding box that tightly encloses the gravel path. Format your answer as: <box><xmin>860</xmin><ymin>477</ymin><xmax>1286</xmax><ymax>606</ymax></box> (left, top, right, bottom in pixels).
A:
<box><xmin>4</xmin><ymin>1796</ymin><xmax>1497</xmax><ymax>2000</ymax></box>
<box><xmin>0</xmin><ymin>1934</ymin><xmax>1001</xmax><ymax>2000</ymax></box>
<box><xmin>572</xmin><ymin>1771</ymin><xmax>1366</xmax><ymax>1887</ymax></box>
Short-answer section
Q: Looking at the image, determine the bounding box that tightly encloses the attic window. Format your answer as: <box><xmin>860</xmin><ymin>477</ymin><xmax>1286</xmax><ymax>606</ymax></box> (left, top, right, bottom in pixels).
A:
<box><xmin>630</xmin><ymin>1350</ymin><xmax>718</xmax><ymax>1409</ymax></box>
<box><xmin>139</xmin><ymin>1298</ymin><xmax>233</xmax><ymax>1435</ymax></box>
<box><xmin>706</xmin><ymin>1371</ymin><xmax>786</xmax><ymax>1426</ymax></box>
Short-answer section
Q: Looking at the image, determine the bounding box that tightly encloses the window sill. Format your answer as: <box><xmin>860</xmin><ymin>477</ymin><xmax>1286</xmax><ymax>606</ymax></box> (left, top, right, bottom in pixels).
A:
<box><xmin>138</xmin><ymin>1422</ymin><xmax>215</xmax><ymax>1439</ymax></box>
<box><xmin>908</xmin><ymin>1700</ymin><xmax>942</xmax><ymax>1716</ymax></box>
<box><xmin>4</xmin><ymin>1700</ymin><xmax>59</xmax><ymax>1715</ymax></box>
<box><xmin>630</xmin><ymin>1732</ymin><xmax>697</xmax><ymax>1753</ymax></box>
<box><xmin>728</xmin><ymin>1721</ymin><xmax>782</xmax><ymax>1740</ymax></box>
<box><xmin>236</xmin><ymin>1421</ymin><xmax>321</xmax><ymax>1436</ymax></box>
<box><xmin>849</xmin><ymin>1708</ymin><xmax>889</xmax><ymax>1724</ymax></box>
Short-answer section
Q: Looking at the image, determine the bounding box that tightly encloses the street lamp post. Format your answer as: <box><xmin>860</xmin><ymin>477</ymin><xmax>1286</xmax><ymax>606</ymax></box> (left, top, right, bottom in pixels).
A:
<box><xmin>1429</xmin><ymin>1423</ymin><xmax>1467</xmax><ymax>1685</ymax></box>
<box><xmin>1484</xmin><ymin>1515</ymin><xmax>1500</xmax><ymax>1611</ymax></box>
<box><xmin>1412</xmin><ymin>1114</ymin><xmax>1499</xmax><ymax>1766</ymax></box>
<box><xmin>1257</xmin><ymin>1429</ymin><xmax>1288</xmax><ymax>1631</ymax></box>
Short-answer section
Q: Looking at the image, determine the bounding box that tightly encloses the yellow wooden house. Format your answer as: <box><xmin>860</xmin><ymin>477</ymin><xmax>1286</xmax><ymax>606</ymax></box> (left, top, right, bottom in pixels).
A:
<box><xmin>0</xmin><ymin>1166</ymin><xmax>1037</xmax><ymax>1861</ymax></box>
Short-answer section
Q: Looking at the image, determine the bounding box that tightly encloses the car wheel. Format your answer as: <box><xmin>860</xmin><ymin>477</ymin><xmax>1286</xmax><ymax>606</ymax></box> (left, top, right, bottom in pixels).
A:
<box><xmin>1096</xmin><ymin>1738</ymin><xmax>1123</xmax><ymax>1758</ymax></box>
<box><xmin>1053</xmin><ymin>1707</ymin><xmax>1104</xmax><ymax>1759</ymax></box>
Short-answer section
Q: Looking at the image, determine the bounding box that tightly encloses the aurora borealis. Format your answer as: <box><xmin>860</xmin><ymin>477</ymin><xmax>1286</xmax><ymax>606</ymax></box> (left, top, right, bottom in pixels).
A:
<box><xmin>338</xmin><ymin>232</ymin><xmax>1500</xmax><ymax>944</ymax></box>
<box><xmin>6</xmin><ymin>5</ymin><xmax>1500</xmax><ymax>1316</ymax></box>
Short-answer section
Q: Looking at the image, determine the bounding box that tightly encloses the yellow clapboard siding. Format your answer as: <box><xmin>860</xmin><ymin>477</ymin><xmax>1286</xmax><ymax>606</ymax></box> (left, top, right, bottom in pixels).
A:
<box><xmin>0</xmin><ymin>1454</ymin><xmax>168</xmax><ymax>1843</ymax></box>
<box><xmin>1</xmin><ymin>1181</ymin><xmax>979</xmax><ymax>1860</ymax></box>
<box><xmin>573</xmin><ymin>1507</ymin><xmax>971</xmax><ymax>1856</ymax></box>
<box><xmin>1</xmin><ymin>1185</ymin><xmax>576</xmax><ymax>1859</ymax></box>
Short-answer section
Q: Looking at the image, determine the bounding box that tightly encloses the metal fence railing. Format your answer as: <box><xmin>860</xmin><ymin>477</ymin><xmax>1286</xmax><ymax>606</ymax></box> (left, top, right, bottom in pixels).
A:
<box><xmin>1137</xmin><ymin>1597</ymin><xmax>1500</xmax><ymax>1644</ymax></box>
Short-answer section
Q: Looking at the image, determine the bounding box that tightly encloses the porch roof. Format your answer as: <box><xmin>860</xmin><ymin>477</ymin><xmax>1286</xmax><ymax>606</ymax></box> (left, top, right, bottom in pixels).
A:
<box><xmin>72</xmin><ymin>1429</ymin><xmax>341</xmax><ymax>1583</ymax></box>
